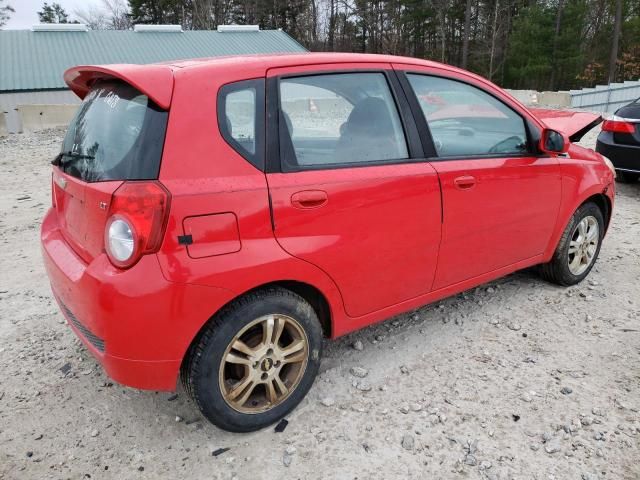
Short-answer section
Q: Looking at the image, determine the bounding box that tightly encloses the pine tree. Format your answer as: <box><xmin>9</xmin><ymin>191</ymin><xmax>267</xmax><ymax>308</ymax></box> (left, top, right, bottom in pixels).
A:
<box><xmin>38</xmin><ymin>2</ymin><xmax>71</xmax><ymax>23</ymax></box>
<box><xmin>0</xmin><ymin>0</ymin><xmax>14</xmax><ymax>28</ymax></box>
<box><xmin>120</xmin><ymin>0</ymin><xmax>640</xmax><ymax>89</ymax></box>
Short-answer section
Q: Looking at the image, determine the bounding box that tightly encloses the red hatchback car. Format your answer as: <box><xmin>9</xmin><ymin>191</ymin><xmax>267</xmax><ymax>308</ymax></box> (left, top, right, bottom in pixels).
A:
<box><xmin>41</xmin><ymin>53</ymin><xmax>615</xmax><ymax>432</ymax></box>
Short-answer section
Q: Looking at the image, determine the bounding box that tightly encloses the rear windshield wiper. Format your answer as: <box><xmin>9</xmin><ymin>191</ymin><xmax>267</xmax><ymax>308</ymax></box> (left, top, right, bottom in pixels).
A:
<box><xmin>52</xmin><ymin>151</ymin><xmax>96</xmax><ymax>166</ymax></box>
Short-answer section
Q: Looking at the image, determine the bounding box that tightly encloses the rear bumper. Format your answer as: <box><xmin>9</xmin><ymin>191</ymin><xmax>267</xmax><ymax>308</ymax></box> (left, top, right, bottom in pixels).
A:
<box><xmin>41</xmin><ymin>208</ymin><xmax>233</xmax><ymax>391</ymax></box>
<box><xmin>596</xmin><ymin>132</ymin><xmax>640</xmax><ymax>173</ymax></box>
<box><xmin>54</xmin><ymin>293</ymin><xmax>181</xmax><ymax>391</ymax></box>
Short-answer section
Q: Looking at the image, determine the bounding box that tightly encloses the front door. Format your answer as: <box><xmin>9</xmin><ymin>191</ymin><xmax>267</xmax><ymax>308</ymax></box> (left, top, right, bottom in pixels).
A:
<box><xmin>397</xmin><ymin>67</ymin><xmax>561</xmax><ymax>289</ymax></box>
<box><xmin>265</xmin><ymin>66</ymin><xmax>442</xmax><ymax>318</ymax></box>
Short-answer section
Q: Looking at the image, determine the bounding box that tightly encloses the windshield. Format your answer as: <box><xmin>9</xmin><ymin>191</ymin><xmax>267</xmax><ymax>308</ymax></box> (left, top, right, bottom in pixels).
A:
<box><xmin>59</xmin><ymin>81</ymin><xmax>168</xmax><ymax>182</ymax></box>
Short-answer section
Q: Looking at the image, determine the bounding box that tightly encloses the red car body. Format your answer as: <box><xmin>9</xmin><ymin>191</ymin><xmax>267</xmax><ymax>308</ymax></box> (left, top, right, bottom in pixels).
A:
<box><xmin>41</xmin><ymin>53</ymin><xmax>615</xmax><ymax>391</ymax></box>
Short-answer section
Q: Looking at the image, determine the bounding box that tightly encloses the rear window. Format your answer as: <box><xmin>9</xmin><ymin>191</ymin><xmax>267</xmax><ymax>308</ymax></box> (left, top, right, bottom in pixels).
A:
<box><xmin>59</xmin><ymin>81</ymin><xmax>168</xmax><ymax>182</ymax></box>
<box><xmin>617</xmin><ymin>100</ymin><xmax>640</xmax><ymax>120</ymax></box>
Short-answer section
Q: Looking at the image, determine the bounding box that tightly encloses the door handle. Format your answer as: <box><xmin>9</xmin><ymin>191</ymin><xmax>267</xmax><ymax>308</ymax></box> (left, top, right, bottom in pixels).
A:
<box><xmin>291</xmin><ymin>190</ymin><xmax>328</xmax><ymax>209</ymax></box>
<box><xmin>454</xmin><ymin>175</ymin><xmax>476</xmax><ymax>190</ymax></box>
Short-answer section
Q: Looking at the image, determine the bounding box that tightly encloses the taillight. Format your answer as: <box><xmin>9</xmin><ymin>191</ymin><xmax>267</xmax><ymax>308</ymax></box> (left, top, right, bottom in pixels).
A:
<box><xmin>602</xmin><ymin>116</ymin><xmax>636</xmax><ymax>133</ymax></box>
<box><xmin>106</xmin><ymin>216</ymin><xmax>136</xmax><ymax>265</ymax></box>
<box><xmin>104</xmin><ymin>181</ymin><xmax>171</xmax><ymax>269</ymax></box>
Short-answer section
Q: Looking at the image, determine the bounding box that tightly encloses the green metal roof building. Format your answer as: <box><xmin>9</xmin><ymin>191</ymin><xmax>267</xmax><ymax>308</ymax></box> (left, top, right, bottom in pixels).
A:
<box><xmin>0</xmin><ymin>24</ymin><xmax>306</xmax><ymax>133</ymax></box>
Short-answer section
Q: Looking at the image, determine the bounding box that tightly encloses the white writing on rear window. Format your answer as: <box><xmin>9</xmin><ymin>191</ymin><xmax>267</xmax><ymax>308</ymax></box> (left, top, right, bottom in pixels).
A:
<box><xmin>104</xmin><ymin>91</ymin><xmax>120</xmax><ymax>109</ymax></box>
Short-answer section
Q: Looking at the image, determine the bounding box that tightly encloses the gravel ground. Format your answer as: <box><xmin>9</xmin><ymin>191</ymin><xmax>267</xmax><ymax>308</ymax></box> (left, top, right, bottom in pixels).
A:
<box><xmin>0</xmin><ymin>127</ymin><xmax>638</xmax><ymax>480</ymax></box>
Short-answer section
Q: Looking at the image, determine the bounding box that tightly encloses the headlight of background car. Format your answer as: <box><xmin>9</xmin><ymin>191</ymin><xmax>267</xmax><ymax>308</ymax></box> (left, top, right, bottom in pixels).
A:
<box><xmin>600</xmin><ymin>154</ymin><xmax>616</xmax><ymax>178</ymax></box>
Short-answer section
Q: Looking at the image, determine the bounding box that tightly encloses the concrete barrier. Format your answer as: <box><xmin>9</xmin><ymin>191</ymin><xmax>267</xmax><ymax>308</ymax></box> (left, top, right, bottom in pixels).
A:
<box><xmin>0</xmin><ymin>111</ymin><xmax>7</xmax><ymax>136</ymax></box>
<box><xmin>506</xmin><ymin>89</ymin><xmax>572</xmax><ymax>108</ymax></box>
<box><xmin>17</xmin><ymin>104</ymin><xmax>78</xmax><ymax>131</ymax></box>
<box><xmin>505</xmin><ymin>89</ymin><xmax>539</xmax><ymax>106</ymax></box>
<box><xmin>538</xmin><ymin>91</ymin><xmax>571</xmax><ymax>108</ymax></box>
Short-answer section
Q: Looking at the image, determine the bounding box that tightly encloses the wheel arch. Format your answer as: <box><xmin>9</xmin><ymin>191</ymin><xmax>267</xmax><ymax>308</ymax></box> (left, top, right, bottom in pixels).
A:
<box><xmin>244</xmin><ymin>280</ymin><xmax>333</xmax><ymax>338</ymax></box>
<box><xmin>544</xmin><ymin>185</ymin><xmax>612</xmax><ymax>262</ymax></box>
<box><xmin>582</xmin><ymin>192</ymin><xmax>612</xmax><ymax>232</ymax></box>
<box><xmin>180</xmin><ymin>280</ymin><xmax>334</xmax><ymax>381</ymax></box>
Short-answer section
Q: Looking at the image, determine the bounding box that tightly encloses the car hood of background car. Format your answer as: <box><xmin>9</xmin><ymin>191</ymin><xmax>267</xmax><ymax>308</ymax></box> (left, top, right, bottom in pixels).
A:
<box><xmin>528</xmin><ymin>108</ymin><xmax>602</xmax><ymax>142</ymax></box>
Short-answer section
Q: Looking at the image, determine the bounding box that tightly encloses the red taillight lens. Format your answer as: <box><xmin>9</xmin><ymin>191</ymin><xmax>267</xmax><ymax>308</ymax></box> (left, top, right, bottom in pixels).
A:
<box><xmin>602</xmin><ymin>118</ymin><xmax>635</xmax><ymax>133</ymax></box>
<box><xmin>104</xmin><ymin>181</ymin><xmax>171</xmax><ymax>269</ymax></box>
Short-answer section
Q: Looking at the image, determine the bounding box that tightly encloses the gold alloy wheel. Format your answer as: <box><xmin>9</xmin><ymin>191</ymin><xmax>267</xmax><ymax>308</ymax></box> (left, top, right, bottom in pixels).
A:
<box><xmin>219</xmin><ymin>314</ymin><xmax>309</xmax><ymax>414</ymax></box>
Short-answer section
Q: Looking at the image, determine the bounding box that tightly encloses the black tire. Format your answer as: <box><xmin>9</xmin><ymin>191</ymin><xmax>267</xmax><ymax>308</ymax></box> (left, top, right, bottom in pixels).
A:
<box><xmin>539</xmin><ymin>202</ymin><xmax>605</xmax><ymax>286</ymax></box>
<box><xmin>181</xmin><ymin>287</ymin><xmax>323</xmax><ymax>432</ymax></box>
<box><xmin>616</xmin><ymin>171</ymin><xmax>639</xmax><ymax>183</ymax></box>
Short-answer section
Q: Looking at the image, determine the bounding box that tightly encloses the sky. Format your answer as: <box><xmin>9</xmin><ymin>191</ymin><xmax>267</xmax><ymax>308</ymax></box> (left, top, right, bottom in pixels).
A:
<box><xmin>4</xmin><ymin>0</ymin><xmax>104</xmax><ymax>29</ymax></box>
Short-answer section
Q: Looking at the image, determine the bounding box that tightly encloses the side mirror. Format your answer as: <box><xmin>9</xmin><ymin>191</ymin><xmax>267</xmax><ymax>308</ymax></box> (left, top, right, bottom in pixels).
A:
<box><xmin>539</xmin><ymin>128</ymin><xmax>569</xmax><ymax>154</ymax></box>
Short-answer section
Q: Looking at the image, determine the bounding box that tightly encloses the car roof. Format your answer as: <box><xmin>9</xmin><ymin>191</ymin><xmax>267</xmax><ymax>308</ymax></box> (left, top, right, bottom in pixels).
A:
<box><xmin>64</xmin><ymin>52</ymin><xmax>493</xmax><ymax>110</ymax></box>
<box><xmin>164</xmin><ymin>52</ymin><xmax>497</xmax><ymax>95</ymax></box>
<box><xmin>161</xmin><ymin>52</ymin><xmax>446</xmax><ymax>70</ymax></box>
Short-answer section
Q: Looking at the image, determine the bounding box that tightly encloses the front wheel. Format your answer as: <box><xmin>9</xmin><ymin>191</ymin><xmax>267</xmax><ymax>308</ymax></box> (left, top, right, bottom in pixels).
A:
<box><xmin>182</xmin><ymin>287</ymin><xmax>323</xmax><ymax>432</ymax></box>
<box><xmin>539</xmin><ymin>202</ymin><xmax>605</xmax><ymax>286</ymax></box>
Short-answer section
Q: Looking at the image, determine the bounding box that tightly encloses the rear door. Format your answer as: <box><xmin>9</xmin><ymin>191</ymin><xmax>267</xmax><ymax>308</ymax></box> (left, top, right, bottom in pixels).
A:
<box><xmin>52</xmin><ymin>170</ymin><xmax>119</xmax><ymax>263</ymax></box>
<box><xmin>395</xmin><ymin>65</ymin><xmax>561</xmax><ymax>289</ymax></box>
<box><xmin>52</xmin><ymin>170</ymin><xmax>87</xmax><ymax>257</ymax></box>
<box><xmin>265</xmin><ymin>64</ymin><xmax>442</xmax><ymax>318</ymax></box>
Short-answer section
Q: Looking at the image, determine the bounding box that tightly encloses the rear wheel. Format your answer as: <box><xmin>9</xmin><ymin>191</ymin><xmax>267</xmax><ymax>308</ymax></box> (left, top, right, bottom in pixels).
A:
<box><xmin>539</xmin><ymin>202</ymin><xmax>604</xmax><ymax>286</ymax></box>
<box><xmin>182</xmin><ymin>287</ymin><xmax>323</xmax><ymax>432</ymax></box>
<box><xmin>616</xmin><ymin>171</ymin><xmax>639</xmax><ymax>183</ymax></box>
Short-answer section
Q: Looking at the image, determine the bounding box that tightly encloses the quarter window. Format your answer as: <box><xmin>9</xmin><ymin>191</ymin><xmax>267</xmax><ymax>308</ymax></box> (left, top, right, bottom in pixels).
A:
<box><xmin>218</xmin><ymin>79</ymin><xmax>264</xmax><ymax>170</ymax></box>
<box><xmin>226</xmin><ymin>89</ymin><xmax>256</xmax><ymax>154</ymax></box>
<box><xmin>279</xmin><ymin>73</ymin><xmax>409</xmax><ymax>169</ymax></box>
<box><xmin>407</xmin><ymin>74</ymin><xmax>528</xmax><ymax>157</ymax></box>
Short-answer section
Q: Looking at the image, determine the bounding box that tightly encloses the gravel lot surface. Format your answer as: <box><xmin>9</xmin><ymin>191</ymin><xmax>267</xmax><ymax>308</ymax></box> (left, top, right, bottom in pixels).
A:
<box><xmin>0</xmin><ymin>127</ymin><xmax>638</xmax><ymax>480</ymax></box>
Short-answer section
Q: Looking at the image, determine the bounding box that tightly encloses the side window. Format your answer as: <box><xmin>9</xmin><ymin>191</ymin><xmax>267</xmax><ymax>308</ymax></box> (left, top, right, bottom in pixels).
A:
<box><xmin>406</xmin><ymin>74</ymin><xmax>528</xmax><ymax>157</ymax></box>
<box><xmin>218</xmin><ymin>79</ymin><xmax>264</xmax><ymax>170</ymax></box>
<box><xmin>279</xmin><ymin>72</ymin><xmax>408</xmax><ymax>169</ymax></box>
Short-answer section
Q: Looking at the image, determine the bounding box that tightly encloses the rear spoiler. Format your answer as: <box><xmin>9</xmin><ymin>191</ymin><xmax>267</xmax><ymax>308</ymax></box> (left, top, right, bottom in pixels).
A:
<box><xmin>64</xmin><ymin>64</ymin><xmax>175</xmax><ymax>110</ymax></box>
<box><xmin>528</xmin><ymin>108</ymin><xmax>602</xmax><ymax>142</ymax></box>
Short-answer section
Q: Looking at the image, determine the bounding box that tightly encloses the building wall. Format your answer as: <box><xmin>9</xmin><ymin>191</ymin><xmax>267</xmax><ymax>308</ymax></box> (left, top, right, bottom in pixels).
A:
<box><xmin>0</xmin><ymin>89</ymin><xmax>79</xmax><ymax>133</ymax></box>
